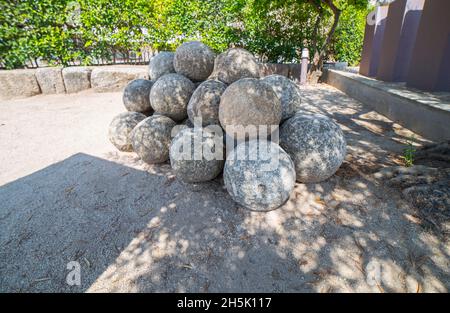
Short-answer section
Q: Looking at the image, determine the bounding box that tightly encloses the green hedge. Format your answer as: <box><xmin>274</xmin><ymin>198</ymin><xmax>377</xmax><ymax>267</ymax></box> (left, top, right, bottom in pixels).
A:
<box><xmin>0</xmin><ymin>0</ymin><xmax>369</xmax><ymax>69</ymax></box>
<box><xmin>332</xmin><ymin>4</ymin><xmax>368</xmax><ymax>66</ymax></box>
<box><xmin>0</xmin><ymin>0</ymin><xmax>162</xmax><ymax>69</ymax></box>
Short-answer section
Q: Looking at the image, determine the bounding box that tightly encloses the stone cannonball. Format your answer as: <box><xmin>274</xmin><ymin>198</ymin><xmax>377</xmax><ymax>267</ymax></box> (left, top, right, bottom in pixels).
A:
<box><xmin>261</xmin><ymin>74</ymin><xmax>301</xmax><ymax>121</ymax></box>
<box><xmin>148</xmin><ymin>51</ymin><xmax>175</xmax><ymax>81</ymax></box>
<box><xmin>130</xmin><ymin>115</ymin><xmax>177</xmax><ymax>164</ymax></box>
<box><xmin>279</xmin><ymin>113</ymin><xmax>347</xmax><ymax>183</ymax></box>
<box><xmin>187</xmin><ymin>80</ymin><xmax>227</xmax><ymax>127</ymax></box>
<box><xmin>149</xmin><ymin>73</ymin><xmax>195</xmax><ymax>122</ymax></box>
<box><xmin>173</xmin><ymin>41</ymin><xmax>215</xmax><ymax>81</ymax></box>
<box><xmin>223</xmin><ymin>140</ymin><xmax>296</xmax><ymax>211</ymax></box>
<box><xmin>219</xmin><ymin>78</ymin><xmax>281</xmax><ymax>140</ymax></box>
<box><xmin>108</xmin><ymin>112</ymin><xmax>147</xmax><ymax>151</ymax></box>
<box><xmin>170</xmin><ymin>127</ymin><xmax>224</xmax><ymax>183</ymax></box>
<box><xmin>122</xmin><ymin>79</ymin><xmax>154</xmax><ymax>114</ymax></box>
<box><xmin>211</xmin><ymin>48</ymin><xmax>260</xmax><ymax>84</ymax></box>
<box><xmin>170</xmin><ymin>118</ymin><xmax>194</xmax><ymax>138</ymax></box>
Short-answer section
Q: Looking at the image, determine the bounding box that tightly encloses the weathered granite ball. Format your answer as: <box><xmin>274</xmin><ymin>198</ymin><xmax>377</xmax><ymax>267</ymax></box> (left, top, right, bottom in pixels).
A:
<box><xmin>174</xmin><ymin>41</ymin><xmax>215</xmax><ymax>81</ymax></box>
<box><xmin>211</xmin><ymin>48</ymin><xmax>260</xmax><ymax>84</ymax></box>
<box><xmin>280</xmin><ymin>113</ymin><xmax>347</xmax><ymax>183</ymax></box>
<box><xmin>224</xmin><ymin>140</ymin><xmax>296</xmax><ymax>211</ymax></box>
<box><xmin>130</xmin><ymin>115</ymin><xmax>177</xmax><ymax>164</ymax></box>
<box><xmin>122</xmin><ymin>79</ymin><xmax>154</xmax><ymax>113</ymax></box>
<box><xmin>182</xmin><ymin>118</ymin><xmax>195</xmax><ymax>128</ymax></box>
<box><xmin>187</xmin><ymin>80</ymin><xmax>227</xmax><ymax>126</ymax></box>
<box><xmin>108</xmin><ymin>112</ymin><xmax>147</xmax><ymax>151</ymax></box>
<box><xmin>149</xmin><ymin>73</ymin><xmax>195</xmax><ymax>122</ymax></box>
<box><xmin>170</xmin><ymin>127</ymin><xmax>224</xmax><ymax>183</ymax></box>
<box><xmin>194</xmin><ymin>81</ymin><xmax>205</xmax><ymax>88</ymax></box>
<box><xmin>148</xmin><ymin>51</ymin><xmax>175</xmax><ymax>81</ymax></box>
<box><xmin>171</xmin><ymin>118</ymin><xmax>194</xmax><ymax>138</ymax></box>
<box><xmin>261</xmin><ymin>74</ymin><xmax>301</xmax><ymax>121</ymax></box>
<box><xmin>219</xmin><ymin>78</ymin><xmax>281</xmax><ymax>140</ymax></box>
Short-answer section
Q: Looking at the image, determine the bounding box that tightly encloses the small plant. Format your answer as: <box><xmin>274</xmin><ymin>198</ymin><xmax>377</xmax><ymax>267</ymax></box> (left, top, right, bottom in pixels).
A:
<box><xmin>402</xmin><ymin>136</ymin><xmax>416</xmax><ymax>167</ymax></box>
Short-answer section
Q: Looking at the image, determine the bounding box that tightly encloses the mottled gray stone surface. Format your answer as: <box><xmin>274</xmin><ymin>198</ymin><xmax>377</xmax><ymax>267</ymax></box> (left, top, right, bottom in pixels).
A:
<box><xmin>261</xmin><ymin>74</ymin><xmax>301</xmax><ymax>121</ymax></box>
<box><xmin>149</xmin><ymin>73</ymin><xmax>195</xmax><ymax>122</ymax></box>
<box><xmin>35</xmin><ymin>67</ymin><xmax>66</xmax><ymax>94</ymax></box>
<box><xmin>224</xmin><ymin>140</ymin><xmax>296</xmax><ymax>211</ymax></box>
<box><xmin>170</xmin><ymin>127</ymin><xmax>224</xmax><ymax>183</ymax></box>
<box><xmin>130</xmin><ymin>115</ymin><xmax>176</xmax><ymax>164</ymax></box>
<box><xmin>211</xmin><ymin>48</ymin><xmax>260</xmax><ymax>84</ymax></box>
<box><xmin>148</xmin><ymin>52</ymin><xmax>175</xmax><ymax>81</ymax></box>
<box><xmin>219</xmin><ymin>78</ymin><xmax>281</xmax><ymax>140</ymax></box>
<box><xmin>188</xmin><ymin>80</ymin><xmax>227</xmax><ymax>126</ymax></box>
<box><xmin>0</xmin><ymin>69</ymin><xmax>41</xmax><ymax>100</ymax></box>
<box><xmin>182</xmin><ymin>118</ymin><xmax>195</xmax><ymax>128</ymax></box>
<box><xmin>280</xmin><ymin>113</ymin><xmax>346</xmax><ymax>183</ymax></box>
<box><xmin>170</xmin><ymin>118</ymin><xmax>194</xmax><ymax>138</ymax></box>
<box><xmin>194</xmin><ymin>81</ymin><xmax>205</xmax><ymax>88</ymax></box>
<box><xmin>174</xmin><ymin>41</ymin><xmax>215</xmax><ymax>81</ymax></box>
<box><xmin>62</xmin><ymin>67</ymin><xmax>92</xmax><ymax>93</ymax></box>
<box><xmin>171</xmin><ymin>124</ymin><xmax>188</xmax><ymax>138</ymax></box>
<box><xmin>122</xmin><ymin>79</ymin><xmax>153</xmax><ymax>113</ymax></box>
<box><xmin>108</xmin><ymin>112</ymin><xmax>147</xmax><ymax>152</ymax></box>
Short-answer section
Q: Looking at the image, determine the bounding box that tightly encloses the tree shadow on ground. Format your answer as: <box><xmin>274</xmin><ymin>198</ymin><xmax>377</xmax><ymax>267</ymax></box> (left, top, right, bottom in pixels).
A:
<box><xmin>0</xmin><ymin>151</ymin><xmax>448</xmax><ymax>292</ymax></box>
<box><xmin>0</xmin><ymin>153</ymin><xmax>315</xmax><ymax>292</ymax></box>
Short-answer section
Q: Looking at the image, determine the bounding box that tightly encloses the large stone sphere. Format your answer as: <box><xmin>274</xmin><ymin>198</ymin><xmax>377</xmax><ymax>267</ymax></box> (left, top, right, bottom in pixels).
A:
<box><xmin>149</xmin><ymin>73</ymin><xmax>195</xmax><ymax>122</ymax></box>
<box><xmin>173</xmin><ymin>41</ymin><xmax>215</xmax><ymax>81</ymax></box>
<box><xmin>122</xmin><ymin>79</ymin><xmax>154</xmax><ymax>113</ymax></box>
<box><xmin>187</xmin><ymin>80</ymin><xmax>227</xmax><ymax>126</ymax></box>
<box><xmin>211</xmin><ymin>48</ymin><xmax>260</xmax><ymax>84</ymax></box>
<box><xmin>108</xmin><ymin>112</ymin><xmax>147</xmax><ymax>151</ymax></box>
<box><xmin>279</xmin><ymin>113</ymin><xmax>347</xmax><ymax>183</ymax></box>
<box><xmin>170</xmin><ymin>127</ymin><xmax>224</xmax><ymax>183</ymax></box>
<box><xmin>261</xmin><ymin>74</ymin><xmax>301</xmax><ymax>121</ymax></box>
<box><xmin>170</xmin><ymin>118</ymin><xmax>194</xmax><ymax>138</ymax></box>
<box><xmin>219</xmin><ymin>78</ymin><xmax>281</xmax><ymax>140</ymax></box>
<box><xmin>148</xmin><ymin>51</ymin><xmax>175</xmax><ymax>81</ymax></box>
<box><xmin>130</xmin><ymin>115</ymin><xmax>176</xmax><ymax>164</ymax></box>
<box><xmin>224</xmin><ymin>140</ymin><xmax>296</xmax><ymax>211</ymax></box>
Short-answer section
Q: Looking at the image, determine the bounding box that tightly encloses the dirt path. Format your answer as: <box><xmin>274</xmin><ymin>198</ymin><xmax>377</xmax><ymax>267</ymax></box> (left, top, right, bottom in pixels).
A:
<box><xmin>0</xmin><ymin>86</ymin><xmax>448</xmax><ymax>292</ymax></box>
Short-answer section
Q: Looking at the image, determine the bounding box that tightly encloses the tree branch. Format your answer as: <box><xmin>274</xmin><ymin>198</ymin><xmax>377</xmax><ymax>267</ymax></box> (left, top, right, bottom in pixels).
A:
<box><xmin>309</xmin><ymin>0</ymin><xmax>341</xmax><ymax>72</ymax></box>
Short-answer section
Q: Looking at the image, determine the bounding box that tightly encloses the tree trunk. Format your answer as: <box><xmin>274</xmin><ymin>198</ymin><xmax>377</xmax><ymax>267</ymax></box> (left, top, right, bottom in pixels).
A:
<box><xmin>310</xmin><ymin>10</ymin><xmax>323</xmax><ymax>55</ymax></box>
<box><xmin>309</xmin><ymin>0</ymin><xmax>341</xmax><ymax>74</ymax></box>
<box><xmin>308</xmin><ymin>0</ymin><xmax>323</xmax><ymax>56</ymax></box>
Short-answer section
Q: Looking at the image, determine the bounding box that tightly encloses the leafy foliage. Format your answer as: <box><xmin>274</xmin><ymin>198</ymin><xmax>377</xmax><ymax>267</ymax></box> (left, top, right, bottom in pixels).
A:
<box><xmin>0</xmin><ymin>0</ymin><xmax>370</xmax><ymax>69</ymax></box>
<box><xmin>403</xmin><ymin>136</ymin><xmax>416</xmax><ymax>167</ymax></box>
<box><xmin>331</xmin><ymin>3</ymin><xmax>369</xmax><ymax>66</ymax></box>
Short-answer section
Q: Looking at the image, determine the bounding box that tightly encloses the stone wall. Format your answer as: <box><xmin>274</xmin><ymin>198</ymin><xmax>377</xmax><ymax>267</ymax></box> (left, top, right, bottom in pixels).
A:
<box><xmin>0</xmin><ymin>69</ymin><xmax>41</xmax><ymax>100</ymax></box>
<box><xmin>260</xmin><ymin>63</ymin><xmax>302</xmax><ymax>83</ymax></box>
<box><xmin>0</xmin><ymin>63</ymin><xmax>302</xmax><ymax>100</ymax></box>
<box><xmin>0</xmin><ymin>65</ymin><xmax>148</xmax><ymax>100</ymax></box>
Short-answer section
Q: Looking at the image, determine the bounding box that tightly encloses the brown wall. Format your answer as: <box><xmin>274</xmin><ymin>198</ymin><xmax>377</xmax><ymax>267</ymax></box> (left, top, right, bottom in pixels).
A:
<box><xmin>377</xmin><ymin>0</ymin><xmax>424</xmax><ymax>82</ymax></box>
<box><xmin>406</xmin><ymin>0</ymin><xmax>450</xmax><ymax>91</ymax></box>
<box><xmin>359</xmin><ymin>6</ymin><xmax>389</xmax><ymax>77</ymax></box>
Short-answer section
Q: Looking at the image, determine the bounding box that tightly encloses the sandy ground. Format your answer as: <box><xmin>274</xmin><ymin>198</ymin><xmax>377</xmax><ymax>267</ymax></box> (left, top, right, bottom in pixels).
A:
<box><xmin>0</xmin><ymin>86</ymin><xmax>448</xmax><ymax>292</ymax></box>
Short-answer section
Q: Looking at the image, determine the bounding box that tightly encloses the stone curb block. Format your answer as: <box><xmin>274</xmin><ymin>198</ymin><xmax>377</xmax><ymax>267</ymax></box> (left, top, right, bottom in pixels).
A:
<box><xmin>90</xmin><ymin>66</ymin><xmax>148</xmax><ymax>92</ymax></box>
<box><xmin>35</xmin><ymin>67</ymin><xmax>66</xmax><ymax>94</ymax></box>
<box><xmin>260</xmin><ymin>63</ymin><xmax>302</xmax><ymax>83</ymax></box>
<box><xmin>260</xmin><ymin>63</ymin><xmax>290</xmax><ymax>78</ymax></box>
<box><xmin>0</xmin><ymin>69</ymin><xmax>41</xmax><ymax>100</ymax></box>
<box><xmin>62</xmin><ymin>67</ymin><xmax>92</xmax><ymax>93</ymax></box>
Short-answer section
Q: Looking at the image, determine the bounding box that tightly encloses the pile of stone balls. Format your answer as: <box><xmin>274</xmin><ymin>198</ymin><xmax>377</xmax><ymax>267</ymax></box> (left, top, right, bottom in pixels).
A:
<box><xmin>109</xmin><ymin>41</ymin><xmax>346</xmax><ymax>211</ymax></box>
